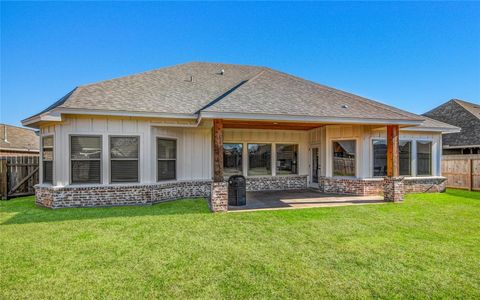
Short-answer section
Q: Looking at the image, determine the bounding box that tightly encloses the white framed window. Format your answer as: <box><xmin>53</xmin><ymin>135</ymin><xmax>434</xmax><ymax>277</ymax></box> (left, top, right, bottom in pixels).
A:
<box><xmin>333</xmin><ymin>140</ymin><xmax>356</xmax><ymax>176</ymax></box>
<box><xmin>110</xmin><ymin>136</ymin><xmax>139</xmax><ymax>183</ymax></box>
<box><xmin>41</xmin><ymin>136</ymin><xmax>53</xmax><ymax>184</ymax></box>
<box><xmin>371</xmin><ymin>139</ymin><xmax>412</xmax><ymax>177</ymax></box>
<box><xmin>248</xmin><ymin>143</ymin><xmax>272</xmax><ymax>176</ymax></box>
<box><xmin>223</xmin><ymin>143</ymin><xmax>243</xmax><ymax>176</ymax></box>
<box><xmin>70</xmin><ymin>135</ymin><xmax>102</xmax><ymax>184</ymax></box>
<box><xmin>276</xmin><ymin>144</ymin><xmax>298</xmax><ymax>175</ymax></box>
<box><xmin>157</xmin><ymin>138</ymin><xmax>176</xmax><ymax>181</ymax></box>
<box><xmin>399</xmin><ymin>141</ymin><xmax>412</xmax><ymax>176</ymax></box>
<box><xmin>417</xmin><ymin>141</ymin><xmax>432</xmax><ymax>176</ymax></box>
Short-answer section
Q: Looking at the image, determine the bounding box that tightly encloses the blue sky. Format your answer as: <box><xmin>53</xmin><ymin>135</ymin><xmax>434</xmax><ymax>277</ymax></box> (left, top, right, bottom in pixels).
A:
<box><xmin>1</xmin><ymin>1</ymin><xmax>479</xmax><ymax>126</ymax></box>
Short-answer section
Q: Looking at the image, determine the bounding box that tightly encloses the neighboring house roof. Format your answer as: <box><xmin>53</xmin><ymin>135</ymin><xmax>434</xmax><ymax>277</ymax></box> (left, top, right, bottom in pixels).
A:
<box><xmin>0</xmin><ymin>124</ymin><xmax>39</xmax><ymax>153</ymax></box>
<box><xmin>21</xmin><ymin>62</ymin><xmax>456</xmax><ymax>132</ymax></box>
<box><xmin>423</xmin><ymin>99</ymin><xmax>480</xmax><ymax>148</ymax></box>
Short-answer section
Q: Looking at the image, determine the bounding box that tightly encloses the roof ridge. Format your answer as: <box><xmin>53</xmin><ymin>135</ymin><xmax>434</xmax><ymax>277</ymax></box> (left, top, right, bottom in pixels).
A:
<box><xmin>197</xmin><ymin>69</ymin><xmax>266</xmax><ymax>114</ymax></box>
<box><xmin>261</xmin><ymin>68</ymin><xmax>423</xmax><ymax>121</ymax></box>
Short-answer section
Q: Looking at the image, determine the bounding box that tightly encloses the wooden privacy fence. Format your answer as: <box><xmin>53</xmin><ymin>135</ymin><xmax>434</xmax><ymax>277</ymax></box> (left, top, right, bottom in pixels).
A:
<box><xmin>0</xmin><ymin>156</ymin><xmax>39</xmax><ymax>200</ymax></box>
<box><xmin>442</xmin><ymin>155</ymin><xmax>480</xmax><ymax>191</ymax></box>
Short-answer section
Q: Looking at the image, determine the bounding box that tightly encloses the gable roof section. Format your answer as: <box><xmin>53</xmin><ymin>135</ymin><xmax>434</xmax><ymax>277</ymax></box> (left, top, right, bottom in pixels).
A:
<box><xmin>24</xmin><ymin>62</ymin><xmax>431</xmax><ymax>127</ymax></box>
<box><xmin>423</xmin><ymin>99</ymin><xmax>480</xmax><ymax>147</ymax></box>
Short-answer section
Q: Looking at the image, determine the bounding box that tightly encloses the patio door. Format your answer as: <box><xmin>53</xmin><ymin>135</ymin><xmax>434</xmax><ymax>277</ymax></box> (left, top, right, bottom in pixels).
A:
<box><xmin>311</xmin><ymin>147</ymin><xmax>319</xmax><ymax>184</ymax></box>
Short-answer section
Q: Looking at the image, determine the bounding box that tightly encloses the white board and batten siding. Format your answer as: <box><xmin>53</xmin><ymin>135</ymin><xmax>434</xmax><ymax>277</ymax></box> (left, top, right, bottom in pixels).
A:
<box><xmin>308</xmin><ymin>124</ymin><xmax>443</xmax><ymax>178</ymax></box>
<box><xmin>40</xmin><ymin>116</ymin><xmax>212</xmax><ymax>186</ymax></box>
<box><xmin>39</xmin><ymin>117</ymin><xmax>444</xmax><ymax>186</ymax></box>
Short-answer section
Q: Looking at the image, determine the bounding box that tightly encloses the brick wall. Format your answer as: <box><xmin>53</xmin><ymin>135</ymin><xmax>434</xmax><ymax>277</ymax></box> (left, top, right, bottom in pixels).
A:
<box><xmin>319</xmin><ymin>177</ymin><xmax>384</xmax><ymax>196</ymax></box>
<box><xmin>318</xmin><ymin>176</ymin><xmax>446</xmax><ymax>196</ymax></box>
<box><xmin>246</xmin><ymin>175</ymin><xmax>308</xmax><ymax>191</ymax></box>
<box><xmin>35</xmin><ymin>180</ymin><xmax>212</xmax><ymax>209</ymax></box>
<box><xmin>404</xmin><ymin>177</ymin><xmax>446</xmax><ymax>193</ymax></box>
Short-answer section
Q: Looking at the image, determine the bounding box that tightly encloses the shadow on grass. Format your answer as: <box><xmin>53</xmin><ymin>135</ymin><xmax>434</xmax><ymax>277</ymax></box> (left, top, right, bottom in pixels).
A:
<box><xmin>0</xmin><ymin>196</ymin><xmax>211</xmax><ymax>225</ymax></box>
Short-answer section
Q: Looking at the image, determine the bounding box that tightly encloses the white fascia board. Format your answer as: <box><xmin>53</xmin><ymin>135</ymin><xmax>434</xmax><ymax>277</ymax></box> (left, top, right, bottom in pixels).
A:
<box><xmin>21</xmin><ymin>113</ymin><xmax>62</xmax><ymax>127</ymax></box>
<box><xmin>402</xmin><ymin>126</ymin><xmax>461</xmax><ymax>134</ymax></box>
<box><xmin>22</xmin><ymin>108</ymin><xmax>197</xmax><ymax>127</ymax></box>
<box><xmin>199</xmin><ymin>111</ymin><xmax>424</xmax><ymax>126</ymax></box>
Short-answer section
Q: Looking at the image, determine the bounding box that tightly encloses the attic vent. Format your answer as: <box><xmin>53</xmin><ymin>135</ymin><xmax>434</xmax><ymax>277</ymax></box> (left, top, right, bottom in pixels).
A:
<box><xmin>342</xmin><ymin>104</ymin><xmax>349</xmax><ymax>108</ymax></box>
<box><xmin>219</xmin><ymin>69</ymin><xmax>225</xmax><ymax>75</ymax></box>
<box><xmin>186</xmin><ymin>75</ymin><xmax>194</xmax><ymax>82</ymax></box>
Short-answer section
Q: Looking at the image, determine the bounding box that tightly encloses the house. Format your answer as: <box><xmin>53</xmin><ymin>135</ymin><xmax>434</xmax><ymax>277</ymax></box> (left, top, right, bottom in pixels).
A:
<box><xmin>423</xmin><ymin>99</ymin><xmax>480</xmax><ymax>155</ymax></box>
<box><xmin>22</xmin><ymin>62</ymin><xmax>459</xmax><ymax>210</ymax></box>
<box><xmin>0</xmin><ymin>124</ymin><xmax>39</xmax><ymax>156</ymax></box>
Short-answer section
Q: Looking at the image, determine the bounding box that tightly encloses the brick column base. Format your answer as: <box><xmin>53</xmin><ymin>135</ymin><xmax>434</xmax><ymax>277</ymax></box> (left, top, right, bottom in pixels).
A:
<box><xmin>383</xmin><ymin>177</ymin><xmax>404</xmax><ymax>202</ymax></box>
<box><xmin>209</xmin><ymin>182</ymin><xmax>228</xmax><ymax>212</ymax></box>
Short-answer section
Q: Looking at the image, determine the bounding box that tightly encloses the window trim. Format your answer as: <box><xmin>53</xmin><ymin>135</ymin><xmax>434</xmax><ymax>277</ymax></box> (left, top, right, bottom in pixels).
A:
<box><xmin>223</xmin><ymin>142</ymin><xmax>244</xmax><ymax>177</ymax></box>
<box><xmin>156</xmin><ymin>137</ymin><xmax>177</xmax><ymax>182</ymax></box>
<box><xmin>69</xmin><ymin>134</ymin><xmax>103</xmax><ymax>185</ymax></box>
<box><xmin>41</xmin><ymin>135</ymin><xmax>54</xmax><ymax>184</ymax></box>
<box><xmin>275</xmin><ymin>143</ymin><xmax>299</xmax><ymax>176</ymax></box>
<box><xmin>416</xmin><ymin>140</ymin><xmax>433</xmax><ymax>176</ymax></box>
<box><xmin>331</xmin><ymin>139</ymin><xmax>357</xmax><ymax>178</ymax></box>
<box><xmin>109</xmin><ymin>135</ymin><xmax>140</xmax><ymax>184</ymax></box>
<box><xmin>247</xmin><ymin>143</ymin><xmax>273</xmax><ymax>177</ymax></box>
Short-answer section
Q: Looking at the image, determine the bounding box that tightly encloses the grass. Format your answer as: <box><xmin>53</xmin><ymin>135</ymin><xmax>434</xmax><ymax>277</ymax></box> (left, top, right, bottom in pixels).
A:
<box><xmin>1</xmin><ymin>190</ymin><xmax>479</xmax><ymax>299</ymax></box>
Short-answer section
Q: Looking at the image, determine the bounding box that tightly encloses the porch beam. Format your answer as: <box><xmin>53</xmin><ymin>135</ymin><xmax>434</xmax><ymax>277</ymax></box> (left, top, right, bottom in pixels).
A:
<box><xmin>386</xmin><ymin>124</ymin><xmax>400</xmax><ymax>177</ymax></box>
<box><xmin>213</xmin><ymin>119</ymin><xmax>224</xmax><ymax>182</ymax></box>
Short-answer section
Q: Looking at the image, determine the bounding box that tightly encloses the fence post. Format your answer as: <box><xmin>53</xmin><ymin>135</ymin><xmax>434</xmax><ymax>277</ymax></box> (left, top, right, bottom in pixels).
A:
<box><xmin>0</xmin><ymin>159</ymin><xmax>7</xmax><ymax>200</ymax></box>
<box><xmin>469</xmin><ymin>159</ymin><xmax>473</xmax><ymax>191</ymax></box>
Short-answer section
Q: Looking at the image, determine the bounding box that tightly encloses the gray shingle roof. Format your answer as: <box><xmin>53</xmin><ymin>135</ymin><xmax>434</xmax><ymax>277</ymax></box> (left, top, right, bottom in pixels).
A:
<box><xmin>423</xmin><ymin>99</ymin><xmax>480</xmax><ymax>147</ymax></box>
<box><xmin>0</xmin><ymin>124</ymin><xmax>39</xmax><ymax>152</ymax></box>
<box><xmin>30</xmin><ymin>62</ymin><xmax>427</xmax><ymax>123</ymax></box>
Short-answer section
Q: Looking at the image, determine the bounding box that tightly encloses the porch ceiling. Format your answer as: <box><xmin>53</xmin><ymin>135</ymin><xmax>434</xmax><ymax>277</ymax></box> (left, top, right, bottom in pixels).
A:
<box><xmin>222</xmin><ymin>120</ymin><xmax>325</xmax><ymax>130</ymax></box>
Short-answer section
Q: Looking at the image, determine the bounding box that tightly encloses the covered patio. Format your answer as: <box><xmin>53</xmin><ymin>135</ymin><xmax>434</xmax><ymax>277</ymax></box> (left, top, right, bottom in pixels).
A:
<box><xmin>228</xmin><ymin>189</ymin><xmax>384</xmax><ymax>212</ymax></box>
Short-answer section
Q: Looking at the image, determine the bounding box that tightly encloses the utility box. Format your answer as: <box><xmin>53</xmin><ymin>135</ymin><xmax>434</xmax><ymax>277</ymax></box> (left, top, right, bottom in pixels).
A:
<box><xmin>228</xmin><ymin>175</ymin><xmax>246</xmax><ymax>206</ymax></box>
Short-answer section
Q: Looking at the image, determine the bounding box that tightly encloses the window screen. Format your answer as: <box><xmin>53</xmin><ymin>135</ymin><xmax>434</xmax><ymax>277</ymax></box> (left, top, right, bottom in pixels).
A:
<box><xmin>71</xmin><ymin>136</ymin><xmax>102</xmax><ymax>184</ymax></box>
<box><xmin>110</xmin><ymin>136</ymin><xmax>139</xmax><ymax>183</ymax></box>
<box><xmin>42</xmin><ymin>136</ymin><xmax>53</xmax><ymax>184</ymax></box>
<box><xmin>157</xmin><ymin>138</ymin><xmax>176</xmax><ymax>181</ymax></box>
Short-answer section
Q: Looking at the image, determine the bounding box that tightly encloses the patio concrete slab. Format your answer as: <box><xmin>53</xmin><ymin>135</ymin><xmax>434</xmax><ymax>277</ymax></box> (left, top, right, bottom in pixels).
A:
<box><xmin>228</xmin><ymin>189</ymin><xmax>384</xmax><ymax>212</ymax></box>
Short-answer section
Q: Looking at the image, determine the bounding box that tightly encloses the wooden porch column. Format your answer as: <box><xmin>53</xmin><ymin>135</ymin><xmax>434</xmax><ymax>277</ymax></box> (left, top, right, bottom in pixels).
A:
<box><xmin>213</xmin><ymin>119</ymin><xmax>224</xmax><ymax>182</ymax></box>
<box><xmin>386</xmin><ymin>125</ymin><xmax>400</xmax><ymax>177</ymax></box>
<box><xmin>210</xmin><ymin>119</ymin><xmax>228</xmax><ymax>212</ymax></box>
<box><xmin>384</xmin><ymin>124</ymin><xmax>404</xmax><ymax>202</ymax></box>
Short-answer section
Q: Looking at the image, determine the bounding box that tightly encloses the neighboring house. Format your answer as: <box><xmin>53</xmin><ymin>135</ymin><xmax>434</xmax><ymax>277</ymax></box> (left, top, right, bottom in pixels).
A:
<box><xmin>423</xmin><ymin>99</ymin><xmax>480</xmax><ymax>155</ymax></box>
<box><xmin>0</xmin><ymin>123</ymin><xmax>39</xmax><ymax>156</ymax></box>
<box><xmin>22</xmin><ymin>62</ymin><xmax>459</xmax><ymax>210</ymax></box>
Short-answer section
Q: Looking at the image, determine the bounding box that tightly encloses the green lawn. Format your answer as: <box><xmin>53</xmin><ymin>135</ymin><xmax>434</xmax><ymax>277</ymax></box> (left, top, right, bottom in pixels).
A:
<box><xmin>1</xmin><ymin>190</ymin><xmax>479</xmax><ymax>299</ymax></box>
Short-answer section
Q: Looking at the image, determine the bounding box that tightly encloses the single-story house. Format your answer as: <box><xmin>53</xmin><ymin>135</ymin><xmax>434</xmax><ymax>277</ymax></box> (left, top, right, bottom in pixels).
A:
<box><xmin>22</xmin><ymin>62</ymin><xmax>459</xmax><ymax>210</ymax></box>
<box><xmin>0</xmin><ymin>123</ymin><xmax>39</xmax><ymax>156</ymax></box>
<box><xmin>423</xmin><ymin>99</ymin><xmax>480</xmax><ymax>155</ymax></box>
